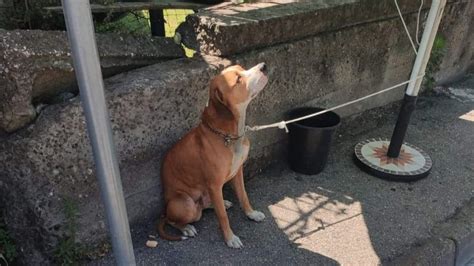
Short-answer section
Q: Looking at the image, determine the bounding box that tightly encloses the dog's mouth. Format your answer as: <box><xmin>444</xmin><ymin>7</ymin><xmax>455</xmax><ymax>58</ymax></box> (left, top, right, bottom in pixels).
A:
<box><xmin>246</xmin><ymin>63</ymin><xmax>268</xmax><ymax>99</ymax></box>
<box><xmin>250</xmin><ymin>74</ymin><xmax>268</xmax><ymax>99</ymax></box>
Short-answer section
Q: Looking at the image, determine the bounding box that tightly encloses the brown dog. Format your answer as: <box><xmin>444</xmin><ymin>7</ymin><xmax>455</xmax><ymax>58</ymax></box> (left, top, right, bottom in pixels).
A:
<box><xmin>158</xmin><ymin>63</ymin><xmax>268</xmax><ymax>248</ymax></box>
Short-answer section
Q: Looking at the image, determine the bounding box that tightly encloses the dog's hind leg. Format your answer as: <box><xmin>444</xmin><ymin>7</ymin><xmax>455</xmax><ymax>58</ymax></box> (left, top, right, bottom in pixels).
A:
<box><xmin>166</xmin><ymin>192</ymin><xmax>202</xmax><ymax>238</ymax></box>
<box><xmin>173</xmin><ymin>224</ymin><xmax>198</xmax><ymax>237</ymax></box>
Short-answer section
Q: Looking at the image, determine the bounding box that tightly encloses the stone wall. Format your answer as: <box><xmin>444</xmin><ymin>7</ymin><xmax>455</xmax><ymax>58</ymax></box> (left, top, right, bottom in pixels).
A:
<box><xmin>0</xmin><ymin>0</ymin><xmax>13</xmax><ymax>29</ymax></box>
<box><xmin>435</xmin><ymin>1</ymin><xmax>474</xmax><ymax>84</ymax></box>
<box><xmin>0</xmin><ymin>0</ymin><xmax>473</xmax><ymax>263</ymax></box>
<box><xmin>0</xmin><ymin>30</ymin><xmax>185</xmax><ymax>133</ymax></box>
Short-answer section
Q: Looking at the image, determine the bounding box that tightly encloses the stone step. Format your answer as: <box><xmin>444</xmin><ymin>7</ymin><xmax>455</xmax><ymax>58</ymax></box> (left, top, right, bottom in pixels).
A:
<box><xmin>187</xmin><ymin>0</ymin><xmax>434</xmax><ymax>56</ymax></box>
<box><xmin>0</xmin><ymin>57</ymin><xmax>219</xmax><ymax>263</ymax></box>
<box><xmin>0</xmin><ymin>29</ymin><xmax>185</xmax><ymax>133</ymax></box>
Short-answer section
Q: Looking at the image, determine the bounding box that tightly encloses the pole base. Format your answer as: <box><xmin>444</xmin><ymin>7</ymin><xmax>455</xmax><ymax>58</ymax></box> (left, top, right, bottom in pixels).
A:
<box><xmin>354</xmin><ymin>138</ymin><xmax>432</xmax><ymax>182</ymax></box>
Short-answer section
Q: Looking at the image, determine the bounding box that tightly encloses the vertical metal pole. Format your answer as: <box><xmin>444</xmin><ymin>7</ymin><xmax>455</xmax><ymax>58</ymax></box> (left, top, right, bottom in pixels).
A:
<box><xmin>387</xmin><ymin>0</ymin><xmax>447</xmax><ymax>157</ymax></box>
<box><xmin>61</xmin><ymin>1</ymin><xmax>136</xmax><ymax>265</ymax></box>
<box><xmin>405</xmin><ymin>0</ymin><xmax>447</xmax><ymax>97</ymax></box>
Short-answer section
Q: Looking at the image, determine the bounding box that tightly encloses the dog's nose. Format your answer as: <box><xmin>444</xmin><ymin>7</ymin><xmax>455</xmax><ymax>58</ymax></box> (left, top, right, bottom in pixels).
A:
<box><xmin>260</xmin><ymin>63</ymin><xmax>267</xmax><ymax>74</ymax></box>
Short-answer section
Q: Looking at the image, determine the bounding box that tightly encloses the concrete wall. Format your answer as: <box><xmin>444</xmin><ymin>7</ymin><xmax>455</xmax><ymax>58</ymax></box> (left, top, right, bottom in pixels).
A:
<box><xmin>0</xmin><ymin>30</ymin><xmax>185</xmax><ymax>133</ymax></box>
<box><xmin>436</xmin><ymin>1</ymin><xmax>474</xmax><ymax>84</ymax></box>
<box><xmin>0</xmin><ymin>0</ymin><xmax>473</xmax><ymax>263</ymax></box>
<box><xmin>0</xmin><ymin>0</ymin><xmax>13</xmax><ymax>29</ymax></box>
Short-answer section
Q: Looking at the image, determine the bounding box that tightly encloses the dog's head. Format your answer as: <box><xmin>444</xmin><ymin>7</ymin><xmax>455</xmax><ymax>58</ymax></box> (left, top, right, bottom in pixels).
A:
<box><xmin>209</xmin><ymin>63</ymin><xmax>268</xmax><ymax>113</ymax></box>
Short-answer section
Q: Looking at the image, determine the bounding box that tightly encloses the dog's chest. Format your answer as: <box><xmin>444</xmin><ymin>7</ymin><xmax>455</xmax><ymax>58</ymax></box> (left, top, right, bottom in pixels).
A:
<box><xmin>228</xmin><ymin>141</ymin><xmax>249</xmax><ymax>178</ymax></box>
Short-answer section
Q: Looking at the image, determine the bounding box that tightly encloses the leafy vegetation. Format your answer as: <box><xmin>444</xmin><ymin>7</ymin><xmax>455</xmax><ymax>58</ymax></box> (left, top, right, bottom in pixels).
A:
<box><xmin>95</xmin><ymin>11</ymin><xmax>151</xmax><ymax>36</ymax></box>
<box><xmin>3</xmin><ymin>0</ymin><xmax>195</xmax><ymax>56</ymax></box>
<box><xmin>54</xmin><ymin>198</ymin><xmax>83</xmax><ymax>266</ymax></box>
<box><xmin>423</xmin><ymin>35</ymin><xmax>447</xmax><ymax>91</ymax></box>
<box><xmin>53</xmin><ymin>197</ymin><xmax>113</xmax><ymax>265</ymax></box>
<box><xmin>0</xmin><ymin>214</ymin><xmax>17</xmax><ymax>265</ymax></box>
<box><xmin>4</xmin><ymin>0</ymin><xmax>116</xmax><ymax>30</ymax></box>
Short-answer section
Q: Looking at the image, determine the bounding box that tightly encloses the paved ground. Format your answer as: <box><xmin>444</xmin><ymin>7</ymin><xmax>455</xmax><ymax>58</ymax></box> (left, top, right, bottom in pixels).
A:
<box><xmin>94</xmin><ymin>75</ymin><xmax>474</xmax><ymax>265</ymax></box>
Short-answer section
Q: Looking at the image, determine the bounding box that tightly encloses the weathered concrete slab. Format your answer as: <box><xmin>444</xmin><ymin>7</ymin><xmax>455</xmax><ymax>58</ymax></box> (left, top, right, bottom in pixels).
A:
<box><xmin>0</xmin><ymin>30</ymin><xmax>185</xmax><ymax>133</ymax></box>
<box><xmin>388</xmin><ymin>238</ymin><xmax>456</xmax><ymax>266</ymax></box>
<box><xmin>433</xmin><ymin>199</ymin><xmax>474</xmax><ymax>266</ymax></box>
<box><xmin>0</xmin><ymin>58</ymin><xmax>222</xmax><ymax>263</ymax></box>
<box><xmin>232</xmin><ymin>13</ymin><xmax>422</xmax><ymax>152</ymax></box>
<box><xmin>436</xmin><ymin>0</ymin><xmax>474</xmax><ymax>84</ymax></box>
<box><xmin>188</xmin><ymin>0</ymin><xmax>437</xmax><ymax>56</ymax></box>
<box><xmin>389</xmin><ymin>198</ymin><xmax>474</xmax><ymax>266</ymax></box>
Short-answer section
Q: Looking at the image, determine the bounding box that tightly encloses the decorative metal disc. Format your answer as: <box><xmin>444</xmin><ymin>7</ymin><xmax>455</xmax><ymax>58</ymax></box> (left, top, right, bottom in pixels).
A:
<box><xmin>354</xmin><ymin>138</ymin><xmax>432</xmax><ymax>182</ymax></box>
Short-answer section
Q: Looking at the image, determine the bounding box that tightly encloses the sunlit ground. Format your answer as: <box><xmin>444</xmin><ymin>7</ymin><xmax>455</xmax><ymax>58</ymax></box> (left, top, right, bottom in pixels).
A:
<box><xmin>459</xmin><ymin>110</ymin><xmax>474</xmax><ymax>122</ymax></box>
<box><xmin>268</xmin><ymin>189</ymin><xmax>380</xmax><ymax>264</ymax></box>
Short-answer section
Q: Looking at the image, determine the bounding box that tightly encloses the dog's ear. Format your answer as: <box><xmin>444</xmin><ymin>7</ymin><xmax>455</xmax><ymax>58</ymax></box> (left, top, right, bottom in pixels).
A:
<box><xmin>210</xmin><ymin>76</ymin><xmax>227</xmax><ymax>106</ymax></box>
<box><xmin>209</xmin><ymin>76</ymin><xmax>234</xmax><ymax>120</ymax></box>
<box><xmin>214</xmin><ymin>88</ymin><xmax>225</xmax><ymax>105</ymax></box>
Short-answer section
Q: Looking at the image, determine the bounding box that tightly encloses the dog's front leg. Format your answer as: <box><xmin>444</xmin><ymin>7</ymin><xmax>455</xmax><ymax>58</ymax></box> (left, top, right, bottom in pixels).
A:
<box><xmin>209</xmin><ymin>184</ymin><xmax>243</xmax><ymax>248</ymax></box>
<box><xmin>231</xmin><ymin>167</ymin><xmax>266</xmax><ymax>222</ymax></box>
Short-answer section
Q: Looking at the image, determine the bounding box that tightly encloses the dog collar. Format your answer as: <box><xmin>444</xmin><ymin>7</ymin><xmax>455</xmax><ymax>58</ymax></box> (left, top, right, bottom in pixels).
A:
<box><xmin>202</xmin><ymin>121</ymin><xmax>244</xmax><ymax>147</ymax></box>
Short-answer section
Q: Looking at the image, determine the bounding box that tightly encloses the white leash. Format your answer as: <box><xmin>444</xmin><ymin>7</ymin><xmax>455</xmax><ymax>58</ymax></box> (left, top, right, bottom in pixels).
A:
<box><xmin>245</xmin><ymin>74</ymin><xmax>425</xmax><ymax>133</ymax></box>
<box><xmin>245</xmin><ymin>0</ymin><xmax>426</xmax><ymax>134</ymax></box>
<box><xmin>394</xmin><ymin>0</ymin><xmax>418</xmax><ymax>54</ymax></box>
<box><xmin>395</xmin><ymin>0</ymin><xmax>425</xmax><ymax>54</ymax></box>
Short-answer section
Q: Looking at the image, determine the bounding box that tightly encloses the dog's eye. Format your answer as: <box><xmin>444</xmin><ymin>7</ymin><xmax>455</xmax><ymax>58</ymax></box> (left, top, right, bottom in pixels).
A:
<box><xmin>236</xmin><ymin>75</ymin><xmax>242</xmax><ymax>84</ymax></box>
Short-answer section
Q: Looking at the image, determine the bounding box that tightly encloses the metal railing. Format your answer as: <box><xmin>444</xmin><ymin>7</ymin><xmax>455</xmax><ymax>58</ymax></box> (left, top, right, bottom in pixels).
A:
<box><xmin>61</xmin><ymin>0</ymin><xmax>136</xmax><ymax>265</ymax></box>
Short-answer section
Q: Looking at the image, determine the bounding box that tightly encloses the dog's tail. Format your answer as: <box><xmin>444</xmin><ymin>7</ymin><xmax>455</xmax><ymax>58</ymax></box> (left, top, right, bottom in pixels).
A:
<box><xmin>157</xmin><ymin>215</ymin><xmax>187</xmax><ymax>241</ymax></box>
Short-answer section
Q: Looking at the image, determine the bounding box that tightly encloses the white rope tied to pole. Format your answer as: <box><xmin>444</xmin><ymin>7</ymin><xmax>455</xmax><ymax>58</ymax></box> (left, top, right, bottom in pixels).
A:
<box><xmin>246</xmin><ymin>0</ymin><xmax>427</xmax><ymax>133</ymax></box>
<box><xmin>394</xmin><ymin>0</ymin><xmax>419</xmax><ymax>55</ymax></box>
<box><xmin>416</xmin><ymin>0</ymin><xmax>424</xmax><ymax>45</ymax></box>
<box><xmin>245</xmin><ymin>74</ymin><xmax>425</xmax><ymax>133</ymax></box>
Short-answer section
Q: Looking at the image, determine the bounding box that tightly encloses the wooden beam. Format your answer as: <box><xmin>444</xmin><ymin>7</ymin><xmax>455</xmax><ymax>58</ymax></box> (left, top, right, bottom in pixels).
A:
<box><xmin>45</xmin><ymin>2</ymin><xmax>208</xmax><ymax>13</ymax></box>
<box><xmin>149</xmin><ymin>9</ymin><xmax>166</xmax><ymax>36</ymax></box>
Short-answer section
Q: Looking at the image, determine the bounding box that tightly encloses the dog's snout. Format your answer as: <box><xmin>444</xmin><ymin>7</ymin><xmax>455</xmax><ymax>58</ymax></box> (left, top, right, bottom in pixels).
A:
<box><xmin>260</xmin><ymin>63</ymin><xmax>267</xmax><ymax>74</ymax></box>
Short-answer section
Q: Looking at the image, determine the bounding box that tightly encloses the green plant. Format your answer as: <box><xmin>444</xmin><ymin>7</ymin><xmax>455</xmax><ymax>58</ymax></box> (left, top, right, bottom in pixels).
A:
<box><xmin>54</xmin><ymin>197</ymin><xmax>115</xmax><ymax>265</ymax></box>
<box><xmin>0</xmin><ymin>218</ymin><xmax>17</xmax><ymax>264</ymax></box>
<box><xmin>424</xmin><ymin>35</ymin><xmax>447</xmax><ymax>91</ymax></box>
<box><xmin>3</xmin><ymin>0</ymin><xmax>117</xmax><ymax>30</ymax></box>
<box><xmin>54</xmin><ymin>237</ymin><xmax>83</xmax><ymax>266</ymax></box>
<box><xmin>95</xmin><ymin>11</ymin><xmax>151</xmax><ymax>35</ymax></box>
<box><xmin>54</xmin><ymin>198</ymin><xmax>84</xmax><ymax>266</ymax></box>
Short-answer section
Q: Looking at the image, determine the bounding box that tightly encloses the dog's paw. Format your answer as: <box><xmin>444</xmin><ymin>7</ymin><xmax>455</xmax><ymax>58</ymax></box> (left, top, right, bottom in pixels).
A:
<box><xmin>180</xmin><ymin>224</ymin><xmax>198</xmax><ymax>237</ymax></box>
<box><xmin>224</xmin><ymin>200</ymin><xmax>233</xmax><ymax>209</ymax></box>
<box><xmin>247</xmin><ymin>210</ymin><xmax>265</xmax><ymax>222</ymax></box>
<box><xmin>226</xmin><ymin>234</ymin><xmax>243</xmax><ymax>249</ymax></box>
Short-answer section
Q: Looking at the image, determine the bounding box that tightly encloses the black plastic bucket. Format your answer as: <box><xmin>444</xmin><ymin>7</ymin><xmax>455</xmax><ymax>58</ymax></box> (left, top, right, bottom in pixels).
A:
<box><xmin>287</xmin><ymin>107</ymin><xmax>341</xmax><ymax>175</ymax></box>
